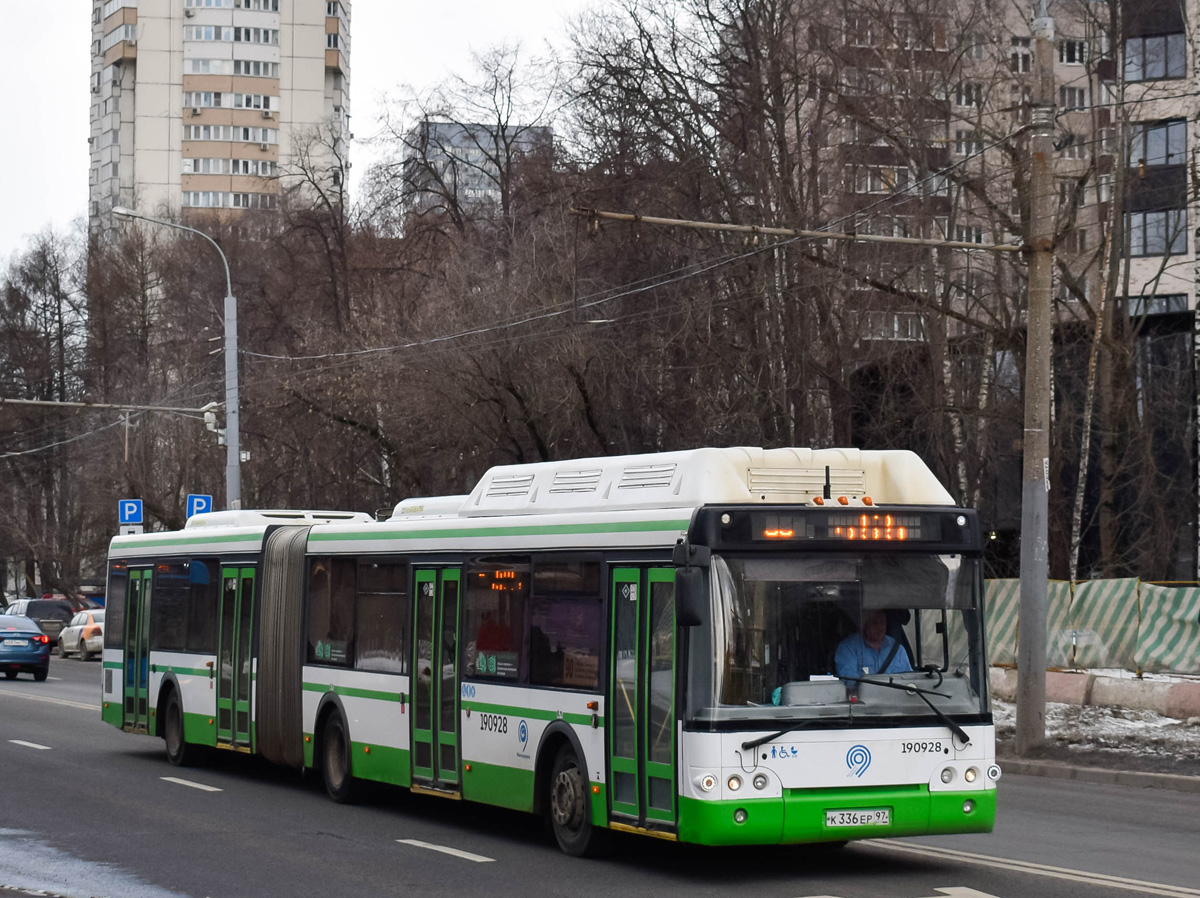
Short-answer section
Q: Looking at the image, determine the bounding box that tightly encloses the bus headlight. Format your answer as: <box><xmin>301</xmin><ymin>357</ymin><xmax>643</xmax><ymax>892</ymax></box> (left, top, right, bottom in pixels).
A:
<box><xmin>697</xmin><ymin>774</ymin><xmax>717</xmax><ymax>792</ymax></box>
<box><xmin>727</xmin><ymin>775</ymin><xmax>743</xmax><ymax>792</ymax></box>
<box><xmin>940</xmin><ymin>767</ymin><xmax>955</xmax><ymax>784</ymax></box>
<box><xmin>988</xmin><ymin>764</ymin><xmax>1002</xmax><ymax>781</ymax></box>
<box><xmin>752</xmin><ymin>773</ymin><xmax>768</xmax><ymax>790</ymax></box>
<box><xmin>964</xmin><ymin>767</ymin><xmax>978</xmax><ymax>783</ymax></box>
<box><xmin>734</xmin><ymin>808</ymin><xmax>748</xmax><ymax>824</ymax></box>
<box><xmin>963</xmin><ymin>800</ymin><xmax>975</xmax><ymax>814</ymax></box>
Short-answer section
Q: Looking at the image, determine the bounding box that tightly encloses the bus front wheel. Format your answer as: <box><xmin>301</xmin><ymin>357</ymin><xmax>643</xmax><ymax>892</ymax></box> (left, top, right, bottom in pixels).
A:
<box><xmin>548</xmin><ymin>746</ymin><xmax>608</xmax><ymax>857</ymax></box>
<box><xmin>321</xmin><ymin>712</ymin><xmax>356</xmax><ymax>803</ymax></box>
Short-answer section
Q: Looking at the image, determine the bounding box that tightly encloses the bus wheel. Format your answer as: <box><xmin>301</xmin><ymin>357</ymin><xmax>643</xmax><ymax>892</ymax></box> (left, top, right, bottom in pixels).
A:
<box><xmin>322</xmin><ymin>713</ymin><xmax>356</xmax><ymax>803</ymax></box>
<box><xmin>548</xmin><ymin>746</ymin><xmax>608</xmax><ymax>857</ymax></box>
<box><xmin>164</xmin><ymin>692</ymin><xmax>196</xmax><ymax>767</ymax></box>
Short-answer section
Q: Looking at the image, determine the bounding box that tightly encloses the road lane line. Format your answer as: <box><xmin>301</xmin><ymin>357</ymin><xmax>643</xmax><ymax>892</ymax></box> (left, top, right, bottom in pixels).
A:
<box><xmin>161</xmin><ymin>776</ymin><xmax>223</xmax><ymax>792</ymax></box>
<box><xmin>868</xmin><ymin>840</ymin><xmax>1200</xmax><ymax>897</ymax></box>
<box><xmin>8</xmin><ymin>740</ymin><xmax>51</xmax><ymax>750</ymax></box>
<box><xmin>0</xmin><ymin>690</ymin><xmax>97</xmax><ymax>711</ymax></box>
<box><xmin>396</xmin><ymin>839</ymin><xmax>495</xmax><ymax>863</ymax></box>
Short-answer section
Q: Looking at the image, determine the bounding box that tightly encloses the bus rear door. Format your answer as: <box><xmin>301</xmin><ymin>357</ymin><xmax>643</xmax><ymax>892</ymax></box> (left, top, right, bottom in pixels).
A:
<box><xmin>609</xmin><ymin>567</ymin><xmax>677</xmax><ymax>832</ymax></box>
<box><xmin>122</xmin><ymin>568</ymin><xmax>152</xmax><ymax>734</ymax></box>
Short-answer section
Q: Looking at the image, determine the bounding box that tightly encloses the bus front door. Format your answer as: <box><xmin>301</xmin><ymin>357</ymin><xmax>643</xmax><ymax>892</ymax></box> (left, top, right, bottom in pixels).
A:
<box><xmin>411</xmin><ymin>568</ymin><xmax>461</xmax><ymax>793</ymax></box>
<box><xmin>216</xmin><ymin>567</ymin><xmax>256</xmax><ymax>750</ymax></box>
<box><xmin>122</xmin><ymin>568</ymin><xmax>152</xmax><ymax>733</ymax></box>
<box><xmin>609</xmin><ymin>567</ymin><xmax>677</xmax><ymax>832</ymax></box>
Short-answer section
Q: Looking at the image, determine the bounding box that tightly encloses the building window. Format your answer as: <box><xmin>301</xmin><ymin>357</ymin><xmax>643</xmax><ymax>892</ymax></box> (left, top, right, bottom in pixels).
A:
<box><xmin>184</xmin><ymin>0</ymin><xmax>234</xmax><ymax>6</ymax></box>
<box><xmin>1060</xmin><ymin>133</ymin><xmax>1085</xmax><ymax>159</ymax></box>
<box><xmin>1125</xmin><ymin>34</ymin><xmax>1186</xmax><ymax>81</ymax></box>
<box><xmin>955</xmin><ymin>225</ymin><xmax>985</xmax><ymax>244</ymax></box>
<box><xmin>232</xmin><ymin>60</ymin><xmax>280</xmax><ymax>78</ymax></box>
<box><xmin>954</xmin><ymin>130</ymin><xmax>983</xmax><ymax>155</ymax></box>
<box><xmin>326</xmin><ymin>33</ymin><xmax>339</xmax><ymax>49</ymax></box>
<box><xmin>1061</xmin><ymin>229</ymin><xmax>1088</xmax><ymax>254</ymax></box>
<box><xmin>1123</xmin><ymin>294</ymin><xmax>1188</xmax><ymax>316</ymax></box>
<box><xmin>1097</xmin><ymin>173</ymin><xmax>1112</xmax><ymax>203</ymax></box>
<box><xmin>954</xmin><ymin>82</ymin><xmax>982</xmax><ymax>108</ymax></box>
<box><xmin>101</xmin><ymin>24</ymin><xmax>137</xmax><ymax>51</ymax></box>
<box><xmin>1058</xmin><ymin>40</ymin><xmax>1086</xmax><ymax>64</ymax></box>
<box><xmin>1127</xmin><ymin>209</ymin><xmax>1187</xmax><ymax>256</ymax></box>
<box><xmin>844</xmin><ymin>14</ymin><xmax>875</xmax><ymax>47</ymax></box>
<box><xmin>1059</xmin><ymin>86</ymin><xmax>1087</xmax><ymax>110</ymax></box>
<box><xmin>1010</xmin><ymin>38</ymin><xmax>1031</xmax><ymax>73</ymax></box>
<box><xmin>326</xmin><ymin>1</ymin><xmax>340</xmax><ymax>14</ymax></box>
<box><xmin>1130</xmin><ymin>119</ymin><xmax>1186</xmax><ymax>167</ymax></box>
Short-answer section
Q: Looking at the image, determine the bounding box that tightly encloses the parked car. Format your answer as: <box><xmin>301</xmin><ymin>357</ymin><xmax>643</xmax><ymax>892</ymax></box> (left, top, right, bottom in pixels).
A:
<box><xmin>58</xmin><ymin>609</ymin><xmax>105</xmax><ymax>661</ymax></box>
<box><xmin>0</xmin><ymin>613</ymin><xmax>51</xmax><ymax>681</ymax></box>
<box><xmin>4</xmin><ymin>598</ymin><xmax>75</xmax><ymax>647</ymax></box>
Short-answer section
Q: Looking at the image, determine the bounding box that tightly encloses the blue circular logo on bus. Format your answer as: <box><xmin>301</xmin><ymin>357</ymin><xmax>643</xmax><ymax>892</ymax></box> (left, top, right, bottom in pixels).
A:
<box><xmin>518</xmin><ymin>719</ymin><xmax>528</xmax><ymax>748</ymax></box>
<box><xmin>846</xmin><ymin>745</ymin><xmax>871</xmax><ymax>777</ymax></box>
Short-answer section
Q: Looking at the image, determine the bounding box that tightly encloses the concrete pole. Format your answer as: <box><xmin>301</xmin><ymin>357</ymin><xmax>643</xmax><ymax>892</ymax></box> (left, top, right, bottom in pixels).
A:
<box><xmin>1015</xmin><ymin>7</ymin><xmax>1055</xmax><ymax>755</ymax></box>
<box><xmin>223</xmin><ymin>291</ymin><xmax>242</xmax><ymax>510</ymax></box>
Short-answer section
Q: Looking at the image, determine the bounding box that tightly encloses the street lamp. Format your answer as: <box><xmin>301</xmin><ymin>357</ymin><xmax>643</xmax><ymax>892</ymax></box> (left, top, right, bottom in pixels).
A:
<box><xmin>111</xmin><ymin>206</ymin><xmax>242</xmax><ymax>510</ymax></box>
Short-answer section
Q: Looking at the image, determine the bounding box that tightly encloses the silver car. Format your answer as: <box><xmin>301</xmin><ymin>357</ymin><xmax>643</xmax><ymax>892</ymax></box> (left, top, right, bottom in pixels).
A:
<box><xmin>58</xmin><ymin>609</ymin><xmax>105</xmax><ymax>661</ymax></box>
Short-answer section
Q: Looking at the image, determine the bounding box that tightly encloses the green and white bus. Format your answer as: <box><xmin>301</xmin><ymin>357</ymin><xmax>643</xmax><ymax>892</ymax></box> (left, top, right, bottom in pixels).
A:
<box><xmin>102</xmin><ymin>447</ymin><xmax>998</xmax><ymax>855</ymax></box>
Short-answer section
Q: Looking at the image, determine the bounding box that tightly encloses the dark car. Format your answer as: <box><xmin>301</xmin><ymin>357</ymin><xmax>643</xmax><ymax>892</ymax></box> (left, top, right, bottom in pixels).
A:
<box><xmin>4</xmin><ymin>598</ymin><xmax>75</xmax><ymax>647</ymax></box>
<box><xmin>0</xmin><ymin>613</ymin><xmax>51</xmax><ymax>681</ymax></box>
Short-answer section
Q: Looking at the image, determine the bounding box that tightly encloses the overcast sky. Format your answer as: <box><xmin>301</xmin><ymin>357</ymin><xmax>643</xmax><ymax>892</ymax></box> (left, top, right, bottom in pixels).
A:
<box><xmin>0</xmin><ymin>1</ymin><xmax>589</xmax><ymax>264</ymax></box>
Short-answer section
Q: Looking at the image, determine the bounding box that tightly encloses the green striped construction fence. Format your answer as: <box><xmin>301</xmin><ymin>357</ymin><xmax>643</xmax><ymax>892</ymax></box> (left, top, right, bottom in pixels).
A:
<box><xmin>985</xmin><ymin>579</ymin><xmax>1200</xmax><ymax>674</ymax></box>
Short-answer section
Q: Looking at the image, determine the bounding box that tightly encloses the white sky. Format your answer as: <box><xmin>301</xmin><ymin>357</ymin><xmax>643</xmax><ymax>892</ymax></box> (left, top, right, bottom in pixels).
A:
<box><xmin>0</xmin><ymin>1</ymin><xmax>589</xmax><ymax>264</ymax></box>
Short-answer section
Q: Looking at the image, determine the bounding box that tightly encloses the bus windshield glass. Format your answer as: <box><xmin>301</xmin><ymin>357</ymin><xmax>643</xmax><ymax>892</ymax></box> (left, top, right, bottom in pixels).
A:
<box><xmin>686</xmin><ymin>553</ymin><xmax>987</xmax><ymax>724</ymax></box>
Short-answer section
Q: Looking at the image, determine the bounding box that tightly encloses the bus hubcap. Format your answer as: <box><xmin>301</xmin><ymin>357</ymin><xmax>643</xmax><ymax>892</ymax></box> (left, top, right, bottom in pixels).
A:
<box><xmin>551</xmin><ymin>766</ymin><xmax>583</xmax><ymax>829</ymax></box>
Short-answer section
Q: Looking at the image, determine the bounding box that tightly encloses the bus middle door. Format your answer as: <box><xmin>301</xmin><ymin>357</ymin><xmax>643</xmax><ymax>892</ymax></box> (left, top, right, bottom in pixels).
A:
<box><xmin>216</xmin><ymin>567</ymin><xmax>256</xmax><ymax>750</ymax></box>
<box><xmin>122</xmin><ymin>568</ymin><xmax>152</xmax><ymax>734</ymax></box>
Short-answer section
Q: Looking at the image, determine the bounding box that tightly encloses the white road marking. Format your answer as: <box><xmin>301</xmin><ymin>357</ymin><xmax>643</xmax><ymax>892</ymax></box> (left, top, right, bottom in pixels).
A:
<box><xmin>396</xmin><ymin>839</ymin><xmax>495</xmax><ymax>863</ymax></box>
<box><xmin>8</xmin><ymin>740</ymin><xmax>51</xmax><ymax>750</ymax></box>
<box><xmin>0</xmin><ymin>689</ymin><xmax>97</xmax><ymax>711</ymax></box>
<box><xmin>796</xmin><ymin>889</ymin><xmax>1000</xmax><ymax>898</ymax></box>
<box><xmin>161</xmin><ymin>776</ymin><xmax>223</xmax><ymax>793</ymax></box>
<box><xmin>869</xmin><ymin>841</ymin><xmax>1200</xmax><ymax>897</ymax></box>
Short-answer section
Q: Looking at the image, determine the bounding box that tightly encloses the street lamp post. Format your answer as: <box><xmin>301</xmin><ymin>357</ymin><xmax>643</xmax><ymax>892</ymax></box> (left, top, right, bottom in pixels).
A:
<box><xmin>112</xmin><ymin>206</ymin><xmax>242</xmax><ymax>510</ymax></box>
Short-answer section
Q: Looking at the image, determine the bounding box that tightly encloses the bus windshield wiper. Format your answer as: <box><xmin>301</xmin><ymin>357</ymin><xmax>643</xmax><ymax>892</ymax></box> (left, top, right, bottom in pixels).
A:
<box><xmin>741</xmin><ymin>717</ymin><xmax>843</xmax><ymax>751</ymax></box>
<box><xmin>840</xmin><ymin>675</ymin><xmax>971</xmax><ymax>746</ymax></box>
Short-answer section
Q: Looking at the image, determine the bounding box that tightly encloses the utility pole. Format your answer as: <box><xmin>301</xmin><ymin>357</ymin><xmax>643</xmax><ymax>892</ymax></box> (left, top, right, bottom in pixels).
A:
<box><xmin>1015</xmin><ymin>3</ymin><xmax>1055</xmax><ymax>755</ymax></box>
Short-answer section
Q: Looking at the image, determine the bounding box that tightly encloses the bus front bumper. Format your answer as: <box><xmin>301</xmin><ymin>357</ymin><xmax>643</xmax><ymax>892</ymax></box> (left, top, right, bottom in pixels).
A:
<box><xmin>677</xmin><ymin>784</ymin><xmax>996</xmax><ymax>846</ymax></box>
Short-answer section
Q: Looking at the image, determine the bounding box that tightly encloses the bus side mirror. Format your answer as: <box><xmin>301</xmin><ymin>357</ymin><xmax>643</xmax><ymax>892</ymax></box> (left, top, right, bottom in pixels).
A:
<box><xmin>675</xmin><ymin>567</ymin><xmax>705</xmax><ymax>627</ymax></box>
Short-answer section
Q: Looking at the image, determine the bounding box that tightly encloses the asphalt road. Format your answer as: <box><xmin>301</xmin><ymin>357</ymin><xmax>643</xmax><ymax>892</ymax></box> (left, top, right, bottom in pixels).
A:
<box><xmin>1</xmin><ymin>660</ymin><xmax>1197</xmax><ymax>898</ymax></box>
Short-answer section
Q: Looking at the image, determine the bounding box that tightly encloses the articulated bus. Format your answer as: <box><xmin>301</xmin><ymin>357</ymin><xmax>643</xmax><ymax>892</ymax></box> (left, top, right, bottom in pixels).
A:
<box><xmin>102</xmin><ymin>447</ymin><xmax>998</xmax><ymax>855</ymax></box>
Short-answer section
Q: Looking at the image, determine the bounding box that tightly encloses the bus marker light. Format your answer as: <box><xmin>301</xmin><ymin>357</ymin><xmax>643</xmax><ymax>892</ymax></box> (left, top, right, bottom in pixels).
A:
<box><xmin>940</xmin><ymin>768</ymin><xmax>954</xmax><ymax>783</ymax></box>
<box><xmin>592</xmin><ymin>785</ymin><xmax>600</xmax><ymax>794</ymax></box>
<box><xmin>863</xmin><ymin>496</ymin><xmax>874</xmax><ymax>505</ymax></box>
<box><xmin>964</xmin><ymin>767</ymin><xmax>978</xmax><ymax>783</ymax></box>
<box><xmin>305</xmin><ymin>735</ymin><xmax>311</xmax><ymax>743</ymax></box>
<box><xmin>837</xmin><ymin>496</ymin><xmax>849</xmax><ymax>505</ymax></box>
<box><xmin>963</xmin><ymin>800</ymin><xmax>975</xmax><ymax>814</ymax></box>
<box><xmin>727</xmin><ymin>775</ymin><xmax>742</xmax><ymax>792</ymax></box>
<box><xmin>587</xmin><ymin>701</ymin><xmax>598</xmax><ymax>710</ymax></box>
<box><xmin>734</xmin><ymin>809</ymin><xmax>748</xmax><ymax>824</ymax></box>
<box><xmin>812</xmin><ymin>496</ymin><xmax>824</xmax><ymax>505</ymax></box>
<box><xmin>465</xmin><ymin>764</ymin><xmax>471</xmax><ymax>772</ymax></box>
<box><xmin>364</xmin><ymin>746</ymin><xmax>370</xmax><ymax>754</ymax></box>
<box><xmin>752</xmin><ymin>773</ymin><xmax>768</xmax><ymax>790</ymax></box>
<box><xmin>208</xmin><ymin>719</ymin><xmax>213</xmax><ymax>725</ymax></box>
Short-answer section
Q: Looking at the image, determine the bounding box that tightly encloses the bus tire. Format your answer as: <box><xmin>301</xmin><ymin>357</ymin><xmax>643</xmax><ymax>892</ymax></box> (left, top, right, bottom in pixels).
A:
<box><xmin>321</xmin><ymin>712</ymin><xmax>356</xmax><ymax>803</ymax></box>
<box><xmin>164</xmin><ymin>691</ymin><xmax>197</xmax><ymax>767</ymax></box>
<box><xmin>548</xmin><ymin>745</ymin><xmax>608</xmax><ymax>857</ymax></box>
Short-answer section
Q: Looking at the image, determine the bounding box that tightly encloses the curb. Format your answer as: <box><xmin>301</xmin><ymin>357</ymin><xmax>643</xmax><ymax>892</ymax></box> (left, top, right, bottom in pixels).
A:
<box><xmin>989</xmin><ymin>667</ymin><xmax>1200</xmax><ymax>720</ymax></box>
<box><xmin>998</xmin><ymin>757</ymin><xmax>1200</xmax><ymax>793</ymax></box>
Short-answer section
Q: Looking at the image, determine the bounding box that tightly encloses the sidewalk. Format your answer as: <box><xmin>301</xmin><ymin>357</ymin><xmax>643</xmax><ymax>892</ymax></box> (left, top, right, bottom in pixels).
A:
<box><xmin>990</xmin><ymin>667</ymin><xmax>1200</xmax><ymax>790</ymax></box>
<box><xmin>989</xmin><ymin>667</ymin><xmax>1200</xmax><ymax>721</ymax></box>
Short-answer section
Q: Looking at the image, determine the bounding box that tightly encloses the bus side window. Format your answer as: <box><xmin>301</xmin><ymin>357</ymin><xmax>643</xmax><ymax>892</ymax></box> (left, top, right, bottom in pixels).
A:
<box><xmin>463</xmin><ymin>558</ymin><xmax>529</xmax><ymax>681</ymax></box>
<box><xmin>355</xmin><ymin>561</ymin><xmax>408</xmax><ymax>674</ymax></box>
<box><xmin>105</xmin><ymin>565</ymin><xmax>128</xmax><ymax>650</ymax></box>
<box><xmin>307</xmin><ymin>556</ymin><xmax>356</xmax><ymax>666</ymax></box>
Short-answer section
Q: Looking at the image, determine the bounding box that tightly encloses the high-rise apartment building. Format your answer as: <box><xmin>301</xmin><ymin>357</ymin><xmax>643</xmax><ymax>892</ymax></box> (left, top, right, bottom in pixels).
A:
<box><xmin>88</xmin><ymin>0</ymin><xmax>350</xmax><ymax>235</ymax></box>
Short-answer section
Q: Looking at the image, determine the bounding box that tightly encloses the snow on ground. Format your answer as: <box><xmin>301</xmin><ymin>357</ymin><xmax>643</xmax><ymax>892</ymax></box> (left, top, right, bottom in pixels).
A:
<box><xmin>993</xmin><ymin>699</ymin><xmax>1200</xmax><ymax>774</ymax></box>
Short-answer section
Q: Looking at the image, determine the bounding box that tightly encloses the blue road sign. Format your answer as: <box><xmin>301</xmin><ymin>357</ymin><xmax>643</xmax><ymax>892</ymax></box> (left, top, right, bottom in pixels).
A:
<box><xmin>187</xmin><ymin>494</ymin><xmax>214</xmax><ymax>518</ymax></box>
<box><xmin>118</xmin><ymin>499</ymin><xmax>143</xmax><ymax>525</ymax></box>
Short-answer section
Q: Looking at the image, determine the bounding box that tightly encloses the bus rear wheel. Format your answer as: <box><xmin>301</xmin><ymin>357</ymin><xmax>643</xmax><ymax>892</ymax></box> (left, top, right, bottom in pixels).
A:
<box><xmin>548</xmin><ymin>745</ymin><xmax>608</xmax><ymax>857</ymax></box>
<box><xmin>164</xmin><ymin>692</ymin><xmax>197</xmax><ymax>767</ymax></box>
<box><xmin>321</xmin><ymin>712</ymin><xmax>356</xmax><ymax>803</ymax></box>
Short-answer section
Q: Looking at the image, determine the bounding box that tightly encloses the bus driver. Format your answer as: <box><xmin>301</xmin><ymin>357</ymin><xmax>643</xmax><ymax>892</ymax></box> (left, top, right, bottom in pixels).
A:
<box><xmin>835</xmin><ymin>609</ymin><xmax>913</xmax><ymax>679</ymax></box>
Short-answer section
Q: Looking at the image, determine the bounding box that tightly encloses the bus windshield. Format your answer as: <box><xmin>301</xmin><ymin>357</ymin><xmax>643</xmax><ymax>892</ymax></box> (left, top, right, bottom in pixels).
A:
<box><xmin>686</xmin><ymin>553</ymin><xmax>988</xmax><ymax>724</ymax></box>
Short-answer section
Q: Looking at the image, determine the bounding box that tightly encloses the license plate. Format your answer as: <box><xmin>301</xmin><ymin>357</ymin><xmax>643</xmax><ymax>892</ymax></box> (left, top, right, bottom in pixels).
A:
<box><xmin>825</xmin><ymin>808</ymin><xmax>891</xmax><ymax>827</ymax></box>
<box><xmin>3</xmin><ymin>639</ymin><xmax>29</xmax><ymax>647</ymax></box>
